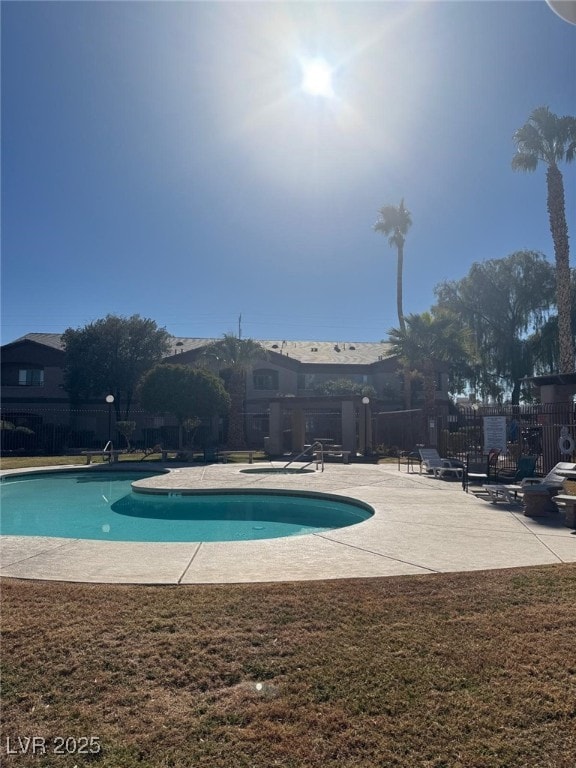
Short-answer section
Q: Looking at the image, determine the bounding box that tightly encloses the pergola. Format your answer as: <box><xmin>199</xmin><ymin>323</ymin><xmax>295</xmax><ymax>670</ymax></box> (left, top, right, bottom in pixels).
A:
<box><xmin>265</xmin><ymin>396</ymin><xmax>372</xmax><ymax>456</ymax></box>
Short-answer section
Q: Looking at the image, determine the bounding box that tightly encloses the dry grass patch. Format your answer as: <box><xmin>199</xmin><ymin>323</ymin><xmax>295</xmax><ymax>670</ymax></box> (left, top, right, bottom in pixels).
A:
<box><xmin>0</xmin><ymin>455</ymin><xmax>150</xmax><ymax>471</ymax></box>
<box><xmin>2</xmin><ymin>565</ymin><xmax>576</xmax><ymax>767</ymax></box>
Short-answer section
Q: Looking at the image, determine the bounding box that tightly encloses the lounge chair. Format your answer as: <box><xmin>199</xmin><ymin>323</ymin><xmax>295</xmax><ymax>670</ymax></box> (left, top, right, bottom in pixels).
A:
<box><xmin>492</xmin><ymin>454</ymin><xmax>538</xmax><ymax>485</ymax></box>
<box><xmin>463</xmin><ymin>449</ymin><xmax>500</xmax><ymax>492</ymax></box>
<box><xmin>483</xmin><ymin>456</ymin><xmax>564</xmax><ymax>505</ymax></box>
<box><xmin>418</xmin><ymin>448</ymin><xmax>463</xmax><ymax>480</ymax></box>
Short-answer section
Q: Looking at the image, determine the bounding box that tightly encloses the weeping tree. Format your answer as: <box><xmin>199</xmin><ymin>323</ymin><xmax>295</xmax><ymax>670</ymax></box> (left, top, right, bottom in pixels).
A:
<box><xmin>529</xmin><ymin>272</ymin><xmax>576</xmax><ymax>376</ymax></box>
<box><xmin>200</xmin><ymin>335</ymin><xmax>267</xmax><ymax>449</ymax></box>
<box><xmin>512</xmin><ymin>107</ymin><xmax>576</xmax><ymax>373</ymax></box>
<box><xmin>435</xmin><ymin>251</ymin><xmax>556</xmax><ymax>404</ymax></box>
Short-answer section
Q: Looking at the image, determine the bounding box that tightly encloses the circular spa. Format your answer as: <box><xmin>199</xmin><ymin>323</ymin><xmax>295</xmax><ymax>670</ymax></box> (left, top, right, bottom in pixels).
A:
<box><xmin>0</xmin><ymin>470</ymin><xmax>374</xmax><ymax>543</ymax></box>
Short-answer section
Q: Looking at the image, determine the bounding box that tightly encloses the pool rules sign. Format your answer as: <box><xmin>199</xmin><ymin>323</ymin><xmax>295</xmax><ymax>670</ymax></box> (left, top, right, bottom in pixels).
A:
<box><xmin>483</xmin><ymin>416</ymin><xmax>507</xmax><ymax>455</ymax></box>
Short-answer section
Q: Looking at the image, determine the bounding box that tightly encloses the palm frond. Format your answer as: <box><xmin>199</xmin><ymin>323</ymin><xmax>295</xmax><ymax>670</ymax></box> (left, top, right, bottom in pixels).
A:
<box><xmin>560</xmin><ymin>115</ymin><xmax>576</xmax><ymax>162</ymax></box>
<box><xmin>374</xmin><ymin>201</ymin><xmax>412</xmax><ymax>247</ymax></box>
<box><xmin>511</xmin><ymin>151</ymin><xmax>537</xmax><ymax>172</ymax></box>
<box><xmin>513</xmin><ymin>107</ymin><xmax>576</xmax><ymax>169</ymax></box>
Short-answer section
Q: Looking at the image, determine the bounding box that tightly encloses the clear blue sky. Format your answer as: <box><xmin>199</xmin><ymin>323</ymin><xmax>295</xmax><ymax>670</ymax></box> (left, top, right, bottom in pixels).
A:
<box><xmin>2</xmin><ymin>1</ymin><xmax>575</xmax><ymax>346</ymax></box>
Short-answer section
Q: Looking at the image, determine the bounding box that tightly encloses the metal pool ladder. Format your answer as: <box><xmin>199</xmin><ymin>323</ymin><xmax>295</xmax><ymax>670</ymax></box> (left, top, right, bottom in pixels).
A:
<box><xmin>283</xmin><ymin>441</ymin><xmax>325</xmax><ymax>472</ymax></box>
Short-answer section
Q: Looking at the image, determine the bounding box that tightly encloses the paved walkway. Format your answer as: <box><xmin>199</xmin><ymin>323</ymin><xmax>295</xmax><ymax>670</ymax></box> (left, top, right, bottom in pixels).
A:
<box><xmin>1</xmin><ymin>462</ymin><xmax>574</xmax><ymax>584</ymax></box>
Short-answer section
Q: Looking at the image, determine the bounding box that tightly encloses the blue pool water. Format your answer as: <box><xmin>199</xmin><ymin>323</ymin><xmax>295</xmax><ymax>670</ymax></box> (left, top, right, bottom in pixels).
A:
<box><xmin>0</xmin><ymin>471</ymin><xmax>373</xmax><ymax>542</ymax></box>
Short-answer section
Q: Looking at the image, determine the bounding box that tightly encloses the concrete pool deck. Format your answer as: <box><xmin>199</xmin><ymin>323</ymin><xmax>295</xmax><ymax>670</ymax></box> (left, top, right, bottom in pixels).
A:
<box><xmin>1</xmin><ymin>461</ymin><xmax>575</xmax><ymax>584</ymax></box>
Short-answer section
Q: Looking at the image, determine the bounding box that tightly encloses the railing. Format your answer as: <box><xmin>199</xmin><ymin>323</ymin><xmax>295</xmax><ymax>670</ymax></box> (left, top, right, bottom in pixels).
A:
<box><xmin>284</xmin><ymin>441</ymin><xmax>324</xmax><ymax>472</ymax></box>
<box><xmin>102</xmin><ymin>440</ymin><xmax>113</xmax><ymax>453</ymax></box>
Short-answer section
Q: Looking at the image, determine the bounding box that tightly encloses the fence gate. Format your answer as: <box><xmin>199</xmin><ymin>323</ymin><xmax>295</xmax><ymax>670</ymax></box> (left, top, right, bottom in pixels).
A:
<box><xmin>374</xmin><ymin>409</ymin><xmax>424</xmax><ymax>453</ymax></box>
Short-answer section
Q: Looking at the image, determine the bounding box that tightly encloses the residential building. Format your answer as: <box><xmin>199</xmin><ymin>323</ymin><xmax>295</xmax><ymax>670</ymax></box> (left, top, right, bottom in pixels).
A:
<box><xmin>1</xmin><ymin>333</ymin><xmax>450</xmax><ymax>453</ymax></box>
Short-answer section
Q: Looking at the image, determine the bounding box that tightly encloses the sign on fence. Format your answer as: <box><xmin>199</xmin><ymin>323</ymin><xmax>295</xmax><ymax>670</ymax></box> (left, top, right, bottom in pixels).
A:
<box><xmin>483</xmin><ymin>416</ymin><xmax>507</xmax><ymax>455</ymax></box>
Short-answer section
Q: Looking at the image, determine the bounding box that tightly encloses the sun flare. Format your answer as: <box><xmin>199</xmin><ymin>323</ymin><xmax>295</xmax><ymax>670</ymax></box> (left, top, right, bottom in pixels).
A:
<box><xmin>300</xmin><ymin>57</ymin><xmax>335</xmax><ymax>98</ymax></box>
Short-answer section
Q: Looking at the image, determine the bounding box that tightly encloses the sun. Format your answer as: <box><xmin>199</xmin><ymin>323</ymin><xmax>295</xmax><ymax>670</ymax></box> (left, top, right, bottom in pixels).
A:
<box><xmin>300</xmin><ymin>57</ymin><xmax>335</xmax><ymax>98</ymax></box>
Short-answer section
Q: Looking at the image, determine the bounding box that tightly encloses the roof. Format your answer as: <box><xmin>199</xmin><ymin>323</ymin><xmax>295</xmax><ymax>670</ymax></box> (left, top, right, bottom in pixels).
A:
<box><xmin>3</xmin><ymin>333</ymin><xmax>66</xmax><ymax>352</ymax></box>
<box><xmin>168</xmin><ymin>338</ymin><xmax>393</xmax><ymax>364</ymax></box>
<box><xmin>5</xmin><ymin>334</ymin><xmax>394</xmax><ymax>366</ymax></box>
<box><xmin>259</xmin><ymin>340</ymin><xmax>392</xmax><ymax>365</ymax></box>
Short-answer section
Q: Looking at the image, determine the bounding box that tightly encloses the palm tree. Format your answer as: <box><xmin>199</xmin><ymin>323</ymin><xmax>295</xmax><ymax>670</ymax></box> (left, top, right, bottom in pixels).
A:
<box><xmin>200</xmin><ymin>335</ymin><xmax>267</xmax><ymax>450</ymax></box>
<box><xmin>388</xmin><ymin>311</ymin><xmax>472</xmax><ymax>412</ymax></box>
<box><xmin>374</xmin><ymin>199</ymin><xmax>412</xmax><ymax>333</ymax></box>
<box><xmin>512</xmin><ymin>106</ymin><xmax>576</xmax><ymax>373</ymax></box>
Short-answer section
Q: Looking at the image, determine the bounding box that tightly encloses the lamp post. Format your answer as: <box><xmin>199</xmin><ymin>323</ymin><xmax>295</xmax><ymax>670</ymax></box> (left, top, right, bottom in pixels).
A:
<box><xmin>362</xmin><ymin>396</ymin><xmax>370</xmax><ymax>457</ymax></box>
<box><xmin>105</xmin><ymin>394</ymin><xmax>115</xmax><ymax>448</ymax></box>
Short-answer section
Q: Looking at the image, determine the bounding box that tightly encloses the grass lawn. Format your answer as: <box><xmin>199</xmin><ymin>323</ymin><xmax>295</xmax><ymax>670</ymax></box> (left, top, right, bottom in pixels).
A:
<box><xmin>2</xmin><ymin>565</ymin><xmax>576</xmax><ymax>767</ymax></box>
<box><xmin>0</xmin><ymin>454</ymin><xmax>153</xmax><ymax>470</ymax></box>
<box><xmin>0</xmin><ymin>452</ymin><xmax>270</xmax><ymax>471</ymax></box>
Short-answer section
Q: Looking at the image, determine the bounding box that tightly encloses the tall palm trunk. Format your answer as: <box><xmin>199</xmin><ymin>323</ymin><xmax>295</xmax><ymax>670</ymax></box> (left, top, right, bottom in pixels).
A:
<box><xmin>400</xmin><ymin>362</ymin><xmax>419</xmax><ymax>410</ymax></box>
<box><xmin>226</xmin><ymin>371</ymin><xmax>247</xmax><ymax>450</ymax></box>
<box><xmin>546</xmin><ymin>163</ymin><xmax>574</xmax><ymax>373</ymax></box>
<box><xmin>374</xmin><ymin>200</ymin><xmax>412</xmax><ymax>338</ymax></box>
<box><xmin>396</xmin><ymin>243</ymin><xmax>406</xmax><ymax>333</ymax></box>
<box><xmin>423</xmin><ymin>358</ymin><xmax>436</xmax><ymax>415</ymax></box>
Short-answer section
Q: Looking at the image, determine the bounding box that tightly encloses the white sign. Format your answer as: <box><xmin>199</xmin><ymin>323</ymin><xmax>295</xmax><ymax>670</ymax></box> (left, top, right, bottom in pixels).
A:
<box><xmin>483</xmin><ymin>416</ymin><xmax>507</xmax><ymax>455</ymax></box>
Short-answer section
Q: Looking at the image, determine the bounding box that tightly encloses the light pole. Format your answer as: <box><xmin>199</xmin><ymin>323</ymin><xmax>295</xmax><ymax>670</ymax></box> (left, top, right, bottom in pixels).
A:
<box><xmin>362</xmin><ymin>396</ymin><xmax>370</xmax><ymax>457</ymax></box>
<box><xmin>105</xmin><ymin>394</ymin><xmax>115</xmax><ymax>449</ymax></box>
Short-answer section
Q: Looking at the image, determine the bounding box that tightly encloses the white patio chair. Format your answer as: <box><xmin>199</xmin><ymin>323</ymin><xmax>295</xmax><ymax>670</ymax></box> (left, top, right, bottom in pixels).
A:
<box><xmin>418</xmin><ymin>448</ymin><xmax>463</xmax><ymax>480</ymax></box>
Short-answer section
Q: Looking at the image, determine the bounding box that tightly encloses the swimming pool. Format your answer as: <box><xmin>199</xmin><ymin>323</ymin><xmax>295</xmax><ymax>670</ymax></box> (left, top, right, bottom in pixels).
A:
<box><xmin>0</xmin><ymin>470</ymin><xmax>373</xmax><ymax>543</ymax></box>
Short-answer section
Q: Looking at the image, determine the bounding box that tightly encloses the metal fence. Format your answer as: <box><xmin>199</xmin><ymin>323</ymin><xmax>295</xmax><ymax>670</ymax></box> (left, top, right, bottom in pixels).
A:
<box><xmin>374</xmin><ymin>409</ymin><xmax>425</xmax><ymax>454</ymax></box>
<box><xmin>372</xmin><ymin>402</ymin><xmax>576</xmax><ymax>474</ymax></box>
<box><xmin>435</xmin><ymin>403</ymin><xmax>575</xmax><ymax>475</ymax></box>
<box><xmin>3</xmin><ymin>401</ymin><xmax>575</xmax><ymax>473</ymax></box>
<box><xmin>0</xmin><ymin>406</ymin><xmax>215</xmax><ymax>454</ymax></box>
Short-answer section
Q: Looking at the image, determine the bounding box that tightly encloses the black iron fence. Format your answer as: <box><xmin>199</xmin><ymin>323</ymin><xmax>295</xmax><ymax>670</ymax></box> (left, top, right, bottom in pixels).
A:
<box><xmin>0</xmin><ymin>406</ymin><xmax>214</xmax><ymax>455</ymax></box>
<box><xmin>3</xmin><ymin>401</ymin><xmax>575</xmax><ymax>474</ymax></box>
<box><xmin>435</xmin><ymin>403</ymin><xmax>575</xmax><ymax>475</ymax></box>
<box><xmin>374</xmin><ymin>409</ymin><xmax>425</xmax><ymax>454</ymax></box>
<box><xmin>372</xmin><ymin>402</ymin><xmax>576</xmax><ymax>475</ymax></box>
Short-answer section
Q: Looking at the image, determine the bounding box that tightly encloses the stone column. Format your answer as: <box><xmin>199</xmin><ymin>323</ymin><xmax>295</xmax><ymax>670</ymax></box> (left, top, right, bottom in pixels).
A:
<box><xmin>341</xmin><ymin>400</ymin><xmax>356</xmax><ymax>454</ymax></box>
<box><xmin>267</xmin><ymin>401</ymin><xmax>283</xmax><ymax>455</ymax></box>
<box><xmin>539</xmin><ymin>385</ymin><xmax>576</xmax><ymax>474</ymax></box>
<box><xmin>291</xmin><ymin>407</ymin><xmax>306</xmax><ymax>452</ymax></box>
<box><xmin>358</xmin><ymin>401</ymin><xmax>373</xmax><ymax>455</ymax></box>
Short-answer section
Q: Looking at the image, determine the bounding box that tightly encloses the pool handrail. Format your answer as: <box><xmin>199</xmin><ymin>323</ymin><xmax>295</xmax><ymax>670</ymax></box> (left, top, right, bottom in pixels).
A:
<box><xmin>284</xmin><ymin>441</ymin><xmax>324</xmax><ymax>473</ymax></box>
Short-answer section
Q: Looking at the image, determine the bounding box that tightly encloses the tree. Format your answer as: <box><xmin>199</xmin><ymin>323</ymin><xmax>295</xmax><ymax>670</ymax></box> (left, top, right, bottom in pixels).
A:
<box><xmin>311</xmin><ymin>379</ymin><xmax>376</xmax><ymax>398</ymax></box>
<box><xmin>62</xmin><ymin>315</ymin><xmax>171</xmax><ymax>419</ymax></box>
<box><xmin>116</xmin><ymin>421</ymin><xmax>136</xmax><ymax>450</ymax></box>
<box><xmin>435</xmin><ymin>251</ymin><xmax>556</xmax><ymax>404</ymax></box>
<box><xmin>374</xmin><ymin>199</ymin><xmax>412</xmax><ymax>333</ymax></box>
<box><xmin>529</xmin><ymin>272</ymin><xmax>576</xmax><ymax>375</ymax></box>
<box><xmin>200</xmin><ymin>335</ymin><xmax>267</xmax><ymax>449</ymax></box>
<box><xmin>387</xmin><ymin>311</ymin><xmax>472</xmax><ymax>412</ymax></box>
<box><xmin>512</xmin><ymin>106</ymin><xmax>576</xmax><ymax>373</ymax></box>
<box><xmin>139</xmin><ymin>365</ymin><xmax>230</xmax><ymax>448</ymax></box>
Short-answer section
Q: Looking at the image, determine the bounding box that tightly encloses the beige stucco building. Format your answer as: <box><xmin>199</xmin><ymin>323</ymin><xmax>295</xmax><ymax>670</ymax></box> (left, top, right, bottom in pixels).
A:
<box><xmin>1</xmin><ymin>334</ymin><xmax>450</xmax><ymax>454</ymax></box>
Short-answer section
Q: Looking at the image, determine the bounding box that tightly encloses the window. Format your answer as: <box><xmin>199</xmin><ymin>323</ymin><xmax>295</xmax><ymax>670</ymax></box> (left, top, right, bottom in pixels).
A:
<box><xmin>18</xmin><ymin>368</ymin><xmax>44</xmax><ymax>386</ymax></box>
<box><xmin>253</xmin><ymin>369</ymin><xmax>279</xmax><ymax>390</ymax></box>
